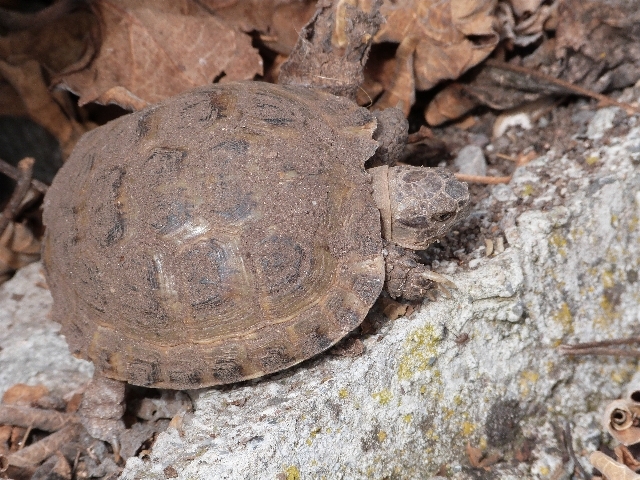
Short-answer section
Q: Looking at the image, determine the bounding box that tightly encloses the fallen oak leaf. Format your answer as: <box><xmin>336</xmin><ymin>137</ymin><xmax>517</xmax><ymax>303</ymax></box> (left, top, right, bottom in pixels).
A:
<box><xmin>376</xmin><ymin>0</ymin><xmax>499</xmax><ymax>92</ymax></box>
<box><xmin>56</xmin><ymin>0</ymin><xmax>262</xmax><ymax>110</ymax></box>
<box><xmin>615</xmin><ymin>445</ymin><xmax>640</xmax><ymax>473</ymax></box>
<box><xmin>466</xmin><ymin>442</ymin><xmax>502</xmax><ymax>470</ymax></box>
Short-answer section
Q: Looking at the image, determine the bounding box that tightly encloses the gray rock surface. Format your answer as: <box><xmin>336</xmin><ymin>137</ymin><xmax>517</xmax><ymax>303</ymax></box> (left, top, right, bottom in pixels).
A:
<box><xmin>586</xmin><ymin>106</ymin><xmax>621</xmax><ymax>139</ymax></box>
<box><xmin>454</xmin><ymin>145</ymin><xmax>487</xmax><ymax>176</ymax></box>
<box><xmin>0</xmin><ymin>262</ymin><xmax>92</xmax><ymax>398</ymax></box>
<box><xmin>2</xmin><ymin>113</ymin><xmax>640</xmax><ymax>479</ymax></box>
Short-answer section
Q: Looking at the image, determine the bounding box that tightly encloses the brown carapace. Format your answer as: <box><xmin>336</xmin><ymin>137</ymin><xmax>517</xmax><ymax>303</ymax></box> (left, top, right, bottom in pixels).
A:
<box><xmin>43</xmin><ymin>81</ymin><xmax>470</xmax><ymax>389</ymax></box>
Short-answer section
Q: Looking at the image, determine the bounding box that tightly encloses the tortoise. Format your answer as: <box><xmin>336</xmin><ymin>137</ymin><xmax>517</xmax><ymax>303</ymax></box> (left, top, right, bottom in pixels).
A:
<box><xmin>42</xmin><ymin>80</ymin><xmax>470</xmax><ymax>391</ymax></box>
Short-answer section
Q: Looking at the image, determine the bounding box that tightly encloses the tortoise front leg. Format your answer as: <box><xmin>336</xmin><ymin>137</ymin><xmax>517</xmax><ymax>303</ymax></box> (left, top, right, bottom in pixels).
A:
<box><xmin>384</xmin><ymin>244</ymin><xmax>456</xmax><ymax>301</ymax></box>
<box><xmin>79</xmin><ymin>376</ymin><xmax>126</xmax><ymax>460</ymax></box>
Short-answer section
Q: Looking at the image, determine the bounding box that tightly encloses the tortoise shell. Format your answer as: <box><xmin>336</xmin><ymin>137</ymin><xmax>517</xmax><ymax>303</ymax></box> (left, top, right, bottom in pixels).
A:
<box><xmin>43</xmin><ymin>81</ymin><xmax>387</xmax><ymax>389</ymax></box>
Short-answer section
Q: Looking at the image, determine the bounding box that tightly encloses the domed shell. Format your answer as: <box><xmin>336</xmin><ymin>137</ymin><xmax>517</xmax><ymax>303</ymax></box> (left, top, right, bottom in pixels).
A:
<box><xmin>43</xmin><ymin>81</ymin><xmax>386</xmax><ymax>389</ymax></box>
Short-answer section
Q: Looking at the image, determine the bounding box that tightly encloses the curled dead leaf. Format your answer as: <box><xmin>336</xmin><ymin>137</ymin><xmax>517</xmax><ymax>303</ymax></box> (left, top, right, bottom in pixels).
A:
<box><xmin>376</xmin><ymin>0</ymin><xmax>499</xmax><ymax>91</ymax></box>
<box><xmin>604</xmin><ymin>396</ymin><xmax>640</xmax><ymax>446</ymax></box>
<box><xmin>57</xmin><ymin>0</ymin><xmax>263</xmax><ymax>110</ymax></box>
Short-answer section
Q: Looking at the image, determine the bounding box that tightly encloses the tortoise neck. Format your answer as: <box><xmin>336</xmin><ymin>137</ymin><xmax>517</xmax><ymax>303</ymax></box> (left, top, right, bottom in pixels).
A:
<box><xmin>369</xmin><ymin>165</ymin><xmax>392</xmax><ymax>241</ymax></box>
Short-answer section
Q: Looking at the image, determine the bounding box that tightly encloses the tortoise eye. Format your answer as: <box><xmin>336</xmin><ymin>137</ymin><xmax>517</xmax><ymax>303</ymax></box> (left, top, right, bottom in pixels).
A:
<box><xmin>433</xmin><ymin>212</ymin><xmax>454</xmax><ymax>222</ymax></box>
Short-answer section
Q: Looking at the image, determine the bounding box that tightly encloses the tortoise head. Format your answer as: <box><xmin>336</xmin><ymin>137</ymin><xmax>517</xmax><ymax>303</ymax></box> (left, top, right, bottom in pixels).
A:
<box><xmin>371</xmin><ymin>165</ymin><xmax>470</xmax><ymax>250</ymax></box>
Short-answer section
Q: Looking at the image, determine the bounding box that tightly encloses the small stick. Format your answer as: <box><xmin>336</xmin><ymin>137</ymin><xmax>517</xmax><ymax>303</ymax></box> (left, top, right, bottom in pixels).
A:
<box><xmin>559</xmin><ymin>346</ymin><xmax>640</xmax><ymax>357</ymax></box>
<box><xmin>454</xmin><ymin>173</ymin><xmax>511</xmax><ymax>184</ymax></box>
<box><xmin>0</xmin><ymin>157</ymin><xmax>35</xmax><ymax>238</ymax></box>
<box><xmin>6</xmin><ymin>423</ymin><xmax>82</xmax><ymax>469</ymax></box>
<box><xmin>17</xmin><ymin>426</ymin><xmax>32</xmax><ymax>451</ymax></box>
<box><xmin>0</xmin><ymin>157</ymin><xmax>48</xmax><ymax>194</ymax></box>
<box><xmin>495</xmin><ymin>153</ymin><xmax>517</xmax><ymax>162</ymax></box>
<box><xmin>560</xmin><ymin>337</ymin><xmax>640</xmax><ymax>349</ymax></box>
<box><xmin>485</xmin><ymin>60</ymin><xmax>640</xmax><ymax>116</ymax></box>
<box><xmin>0</xmin><ymin>405</ymin><xmax>77</xmax><ymax>432</ymax></box>
<box><xmin>563</xmin><ymin>421</ymin><xmax>589</xmax><ymax>479</ymax></box>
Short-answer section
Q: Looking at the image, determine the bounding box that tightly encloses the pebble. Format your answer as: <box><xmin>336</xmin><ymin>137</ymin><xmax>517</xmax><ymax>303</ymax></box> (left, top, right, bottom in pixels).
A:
<box><xmin>454</xmin><ymin>145</ymin><xmax>487</xmax><ymax>177</ymax></box>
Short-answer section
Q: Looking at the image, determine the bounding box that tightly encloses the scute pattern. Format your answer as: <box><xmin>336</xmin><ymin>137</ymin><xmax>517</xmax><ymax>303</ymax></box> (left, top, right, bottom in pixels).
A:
<box><xmin>43</xmin><ymin>82</ymin><xmax>385</xmax><ymax>389</ymax></box>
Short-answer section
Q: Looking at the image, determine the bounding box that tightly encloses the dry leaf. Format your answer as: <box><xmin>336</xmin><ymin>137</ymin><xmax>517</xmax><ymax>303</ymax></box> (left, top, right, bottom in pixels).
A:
<box><xmin>591</xmin><ymin>451</ymin><xmax>640</xmax><ymax>480</ymax></box>
<box><xmin>0</xmin><ymin>60</ymin><xmax>85</xmax><ymax>156</ymax></box>
<box><xmin>2</xmin><ymin>384</ymin><xmax>49</xmax><ymax>406</ymax></box>
<box><xmin>427</xmin><ymin>0</ymin><xmax>640</xmax><ymax>124</ymax></box>
<box><xmin>372</xmin><ymin>35</ymin><xmax>418</xmax><ymax>115</ymax></box>
<box><xmin>466</xmin><ymin>442</ymin><xmax>501</xmax><ymax>470</ymax></box>
<box><xmin>57</xmin><ymin>0</ymin><xmax>263</xmax><ymax>110</ymax></box>
<box><xmin>376</xmin><ymin>0</ymin><xmax>499</xmax><ymax>91</ymax></box>
<box><xmin>615</xmin><ymin>445</ymin><xmax>640</xmax><ymax>473</ymax></box>
<box><xmin>379</xmin><ymin>295</ymin><xmax>409</xmax><ymax>320</ymax></box>
<box><xmin>603</xmin><ymin>397</ymin><xmax>640</xmax><ymax>446</ymax></box>
<box><xmin>198</xmin><ymin>0</ymin><xmax>316</xmax><ymax>55</ymax></box>
<box><xmin>0</xmin><ymin>7</ymin><xmax>95</xmax><ymax>74</ymax></box>
<box><xmin>0</xmin><ymin>221</ymin><xmax>41</xmax><ymax>282</ymax></box>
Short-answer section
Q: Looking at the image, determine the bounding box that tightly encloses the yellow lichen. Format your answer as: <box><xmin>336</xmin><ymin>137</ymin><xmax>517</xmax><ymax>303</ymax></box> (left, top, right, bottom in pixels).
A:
<box><xmin>585</xmin><ymin>155</ymin><xmax>599</xmax><ymax>165</ymax></box>
<box><xmin>520</xmin><ymin>184</ymin><xmax>535</xmax><ymax>197</ymax></box>
<box><xmin>284</xmin><ymin>465</ymin><xmax>301</xmax><ymax>480</ymax></box>
<box><xmin>397</xmin><ymin>324</ymin><xmax>441</xmax><ymax>380</ymax></box>
<box><xmin>601</xmin><ymin>270</ymin><xmax>615</xmax><ymax>289</ymax></box>
<box><xmin>443</xmin><ymin>408</ymin><xmax>455</xmax><ymax>420</ymax></box>
<box><xmin>612</xmin><ymin>371</ymin><xmax>626</xmax><ymax>384</ymax></box>
<box><xmin>519</xmin><ymin>370</ymin><xmax>539</xmax><ymax>396</ymax></box>
<box><xmin>338</xmin><ymin>388</ymin><xmax>349</xmax><ymax>399</ymax></box>
<box><xmin>403</xmin><ymin>414</ymin><xmax>413</xmax><ymax>424</ymax></box>
<box><xmin>372</xmin><ymin>389</ymin><xmax>393</xmax><ymax>405</ymax></box>
<box><xmin>552</xmin><ymin>302</ymin><xmax>573</xmax><ymax>335</ymax></box>
<box><xmin>454</xmin><ymin>395</ymin><xmax>463</xmax><ymax>406</ymax></box>
<box><xmin>461</xmin><ymin>421</ymin><xmax>476</xmax><ymax>436</ymax></box>
<box><xmin>377</xmin><ymin>430</ymin><xmax>387</xmax><ymax>442</ymax></box>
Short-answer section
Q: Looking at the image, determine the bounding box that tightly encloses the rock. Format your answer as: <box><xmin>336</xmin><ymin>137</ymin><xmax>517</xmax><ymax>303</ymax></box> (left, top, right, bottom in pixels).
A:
<box><xmin>454</xmin><ymin>145</ymin><xmax>487</xmax><ymax>176</ymax></box>
<box><xmin>586</xmin><ymin>106</ymin><xmax>621</xmax><ymax>140</ymax></box>
<box><xmin>0</xmin><ymin>262</ymin><xmax>92</xmax><ymax>398</ymax></box>
<box><xmin>4</xmin><ymin>125</ymin><xmax>640</xmax><ymax>478</ymax></box>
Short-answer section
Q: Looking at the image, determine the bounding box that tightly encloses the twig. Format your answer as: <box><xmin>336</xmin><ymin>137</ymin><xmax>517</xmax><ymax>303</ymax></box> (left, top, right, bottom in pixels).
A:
<box><xmin>18</xmin><ymin>426</ymin><xmax>32</xmax><ymax>452</ymax></box>
<box><xmin>559</xmin><ymin>337</ymin><xmax>640</xmax><ymax>357</ymax></box>
<box><xmin>563</xmin><ymin>421</ymin><xmax>589</xmax><ymax>479</ymax></box>
<box><xmin>0</xmin><ymin>405</ymin><xmax>77</xmax><ymax>432</ymax></box>
<box><xmin>0</xmin><ymin>157</ymin><xmax>35</xmax><ymax>238</ymax></box>
<box><xmin>6</xmin><ymin>423</ymin><xmax>83</xmax><ymax>469</ymax></box>
<box><xmin>560</xmin><ymin>337</ymin><xmax>640</xmax><ymax>349</ymax></box>
<box><xmin>454</xmin><ymin>173</ymin><xmax>511</xmax><ymax>184</ymax></box>
<box><xmin>0</xmin><ymin>157</ymin><xmax>48</xmax><ymax>194</ymax></box>
<box><xmin>485</xmin><ymin>60</ymin><xmax>640</xmax><ymax>116</ymax></box>
<box><xmin>559</xmin><ymin>346</ymin><xmax>640</xmax><ymax>357</ymax></box>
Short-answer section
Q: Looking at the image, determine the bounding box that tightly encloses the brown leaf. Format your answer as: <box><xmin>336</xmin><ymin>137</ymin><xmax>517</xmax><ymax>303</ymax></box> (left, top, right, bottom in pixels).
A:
<box><xmin>0</xmin><ymin>60</ymin><xmax>85</xmax><ymax>155</ymax></box>
<box><xmin>2</xmin><ymin>384</ymin><xmax>49</xmax><ymax>407</ymax></box>
<box><xmin>56</xmin><ymin>0</ymin><xmax>262</xmax><ymax>110</ymax></box>
<box><xmin>379</xmin><ymin>296</ymin><xmax>409</xmax><ymax>320</ymax></box>
<box><xmin>198</xmin><ymin>0</ymin><xmax>316</xmax><ymax>55</ymax></box>
<box><xmin>376</xmin><ymin>0</ymin><xmax>499</xmax><ymax>91</ymax></box>
<box><xmin>0</xmin><ymin>8</ymin><xmax>96</xmax><ymax>74</ymax></box>
<box><xmin>466</xmin><ymin>442</ymin><xmax>484</xmax><ymax>467</ymax></box>
<box><xmin>372</xmin><ymin>35</ymin><xmax>417</xmax><ymax>115</ymax></box>
<box><xmin>466</xmin><ymin>442</ymin><xmax>501</xmax><ymax>470</ymax></box>
<box><xmin>615</xmin><ymin>445</ymin><xmax>640</xmax><ymax>473</ymax></box>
